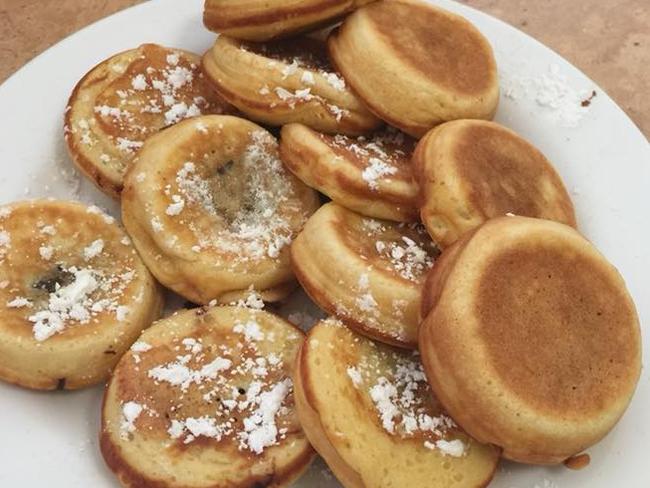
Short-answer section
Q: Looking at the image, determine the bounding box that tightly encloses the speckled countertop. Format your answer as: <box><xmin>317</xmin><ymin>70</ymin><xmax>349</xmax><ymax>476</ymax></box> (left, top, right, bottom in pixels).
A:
<box><xmin>0</xmin><ymin>0</ymin><xmax>648</xmax><ymax>137</ymax></box>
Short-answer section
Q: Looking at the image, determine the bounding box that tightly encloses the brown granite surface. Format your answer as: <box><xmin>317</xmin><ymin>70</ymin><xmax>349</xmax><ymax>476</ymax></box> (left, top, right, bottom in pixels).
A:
<box><xmin>0</xmin><ymin>0</ymin><xmax>648</xmax><ymax>137</ymax></box>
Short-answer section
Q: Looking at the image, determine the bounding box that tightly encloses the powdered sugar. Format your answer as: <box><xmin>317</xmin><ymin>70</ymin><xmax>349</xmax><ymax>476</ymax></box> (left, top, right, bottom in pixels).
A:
<box><xmin>165</xmin><ymin>195</ymin><xmax>185</xmax><ymax>216</ymax></box>
<box><xmin>26</xmin><ymin>264</ymin><xmax>135</xmax><ymax>341</ymax></box>
<box><xmin>83</xmin><ymin>239</ymin><xmax>104</xmax><ymax>261</ymax></box>
<box><xmin>362</xmin><ymin>157</ymin><xmax>398</xmax><ymax>190</ymax></box>
<box><xmin>349</xmin><ymin>350</ymin><xmax>465</xmax><ymax>456</ymax></box>
<box><xmin>173</xmin><ymin>130</ymin><xmax>307</xmax><ymax>261</ymax></box>
<box><xmin>39</xmin><ymin>245</ymin><xmax>54</xmax><ymax>261</ymax></box>
<box><xmin>148</xmin><ymin>352</ymin><xmax>232</xmax><ymax>391</ymax></box>
<box><xmin>501</xmin><ymin>63</ymin><xmax>593</xmax><ymax>128</ymax></box>
<box><xmin>128</xmin><ymin>312</ymin><xmax>296</xmax><ymax>455</ymax></box>
<box><xmin>355</xmin><ymin>272</ymin><xmax>379</xmax><ymax>314</ymax></box>
<box><xmin>120</xmin><ymin>401</ymin><xmax>144</xmax><ymax>439</ymax></box>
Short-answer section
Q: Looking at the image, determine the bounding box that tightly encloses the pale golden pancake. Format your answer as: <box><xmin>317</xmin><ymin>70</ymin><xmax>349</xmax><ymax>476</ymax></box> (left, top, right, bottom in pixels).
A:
<box><xmin>414</xmin><ymin>119</ymin><xmax>576</xmax><ymax>248</ymax></box>
<box><xmin>101</xmin><ymin>305</ymin><xmax>314</xmax><ymax>487</ymax></box>
<box><xmin>294</xmin><ymin>318</ymin><xmax>500</xmax><ymax>487</ymax></box>
<box><xmin>291</xmin><ymin>203</ymin><xmax>438</xmax><ymax>347</ymax></box>
<box><xmin>280</xmin><ymin>123</ymin><xmax>418</xmax><ymax>222</ymax></box>
<box><xmin>202</xmin><ymin>36</ymin><xmax>381</xmax><ymax>135</ymax></box>
<box><xmin>204</xmin><ymin>0</ymin><xmax>376</xmax><ymax>41</ymax></box>
<box><xmin>419</xmin><ymin>216</ymin><xmax>642</xmax><ymax>464</ymax></box>
<box><xmin>0</xmin><ymin>200</ymin><xmax>162</xmax><ymax>390</ymax></box>
<box><xmin>122</xmin><ymin>115</ymin><xmax>320</xmax><ymax>305</ymax></box>
<box><xmin>65</xmin><ymin>43</ymin><xmax>235</xmax><ymax>198</ymax></box>
<box><xmin>328</xmin><ymin>0</ymin><xmax>499</xmax><ymax>137</ymax></box>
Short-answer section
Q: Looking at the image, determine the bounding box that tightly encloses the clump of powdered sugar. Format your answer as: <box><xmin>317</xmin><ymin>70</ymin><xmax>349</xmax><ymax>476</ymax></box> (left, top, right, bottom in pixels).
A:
<box><xmin>348</xmin><ymin>349</ymin><xmax>465</xmax><ymax>457</ymax></box>
<box><xmin>501</xmin><ymin>63</ymin><xmax>594</xmax><ymax>128</ymax></box>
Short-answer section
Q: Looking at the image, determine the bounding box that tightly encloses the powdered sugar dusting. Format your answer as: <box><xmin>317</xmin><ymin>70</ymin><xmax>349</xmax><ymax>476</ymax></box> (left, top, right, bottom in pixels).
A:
<box><xmin>124</xmin><ymin>312</ymin><xmax>297</xmax><ymax>455</ymax></box>
<box><xmin>501</xmin><ymin>63</ymin><xmax>594</xmax><ymax>128</ymax></box>
<box><xmin>348</xmin><ymin>349</ymin><xmax>465</xmax><ymax>456</ymax></box>
<box><xmin>171</xmin><ymin>130</ymin><xmax>308</xmax><ymax>261</ymax></box>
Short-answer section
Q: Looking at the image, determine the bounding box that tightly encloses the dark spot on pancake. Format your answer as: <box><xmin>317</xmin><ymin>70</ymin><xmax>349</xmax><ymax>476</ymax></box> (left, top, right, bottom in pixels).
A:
<box><xmin>56</xmin><ymin>378</ymin><xmax>66</xmax><ymax>390</ymax></box>
<box><xmin>33</xmin><ymin>265</ymin><xmax>74</xmax><ymax>294</ymax></box>
<box><xmin>238</xmin><ymin>387</ymin><xmax>246</xmax><ymax>395</ymax></box>
<box><xmin>252</xmin><ymin>474</ymin><xmax>274</xmax><ymax>488</ymax></box>
<box><xmin>104</xmin><ymin>349</ymin><xmax>117</xmax><ymax>355</ymax></box>
<box><xmin>195</xmin><ymin>307</ymin><xmax>208</xmax><ymax>316</ymax></box>
<box><xmin>475</xmin><ymin>244</ymin><xmax>639</xmax><ymax>416</ymax></box>
<box><xmin>217</xmin><ymin>160</ymin><xmax>234</xmax><ymax>175</ymax></box>
<box><xmin>242</xmin><ymin>37</ymin><xmax>331</xmax><ymax>72</ymax></box>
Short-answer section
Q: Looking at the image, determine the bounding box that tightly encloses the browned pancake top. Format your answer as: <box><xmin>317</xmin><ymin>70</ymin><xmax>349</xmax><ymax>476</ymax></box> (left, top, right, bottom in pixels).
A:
<box><xmin>114</xmin><ymin>308</ymin><xmax>303</xmax><ymax>455</ymax></box>
<box><xmin>94</xmin><ymin>44</ymin><xmax>231</xmax><ymax>148</ymax></box>
<box><xmin>366</xmin><ymin>1</ymin><xmax>495</xmax><ymax>94</ymax></box>
<box><xmin>475</xmin><ymin>243</ymin><xmax>639</xmax><ymax>417</ymax></box>
<box><xmin>452</xmin><ymin>123</ymin><xmax>573</xmax><ymax>221</ymax></box>
<box><xmin>321</xmin><ymin>126</ymin><xmax>416</xmax><ymax>184</ymax></box>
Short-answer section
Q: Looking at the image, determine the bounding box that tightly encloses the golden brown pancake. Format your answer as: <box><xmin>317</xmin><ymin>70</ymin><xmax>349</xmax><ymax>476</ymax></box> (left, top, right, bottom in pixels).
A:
<box><xmin>0</xmin><ymin>200</ymin><xmax>162</xmax><ymax>390</ymax></box>
<box><xmin>202</xmin><ymin>36</ymin><xmax>381</xmax><ymax>135</ymax></box>
<box><xmin>65</xmin><ymin>43</ymin><xmax>235</xmax><ymax>198</ymax></box>
<box><xmin>203</xmin><ymin>0</ymin><xmax>376</xmax><ymax>41</ymax></box>
<box><xmin>414</xmin><ymin>119</ymin><xmax>577</xmax><ymax>248</ymax></box>
<box><xmin>419</xmin><ymin>216</ymin><xmax>642</xmax><ymax>464</ymax></box>
<box><xmin>121</xmin><ymin>115</ymin><xmax>320</xmax><ymax>305</ymax></box>
<box><xmin>328</xmin><ymin>0</ymin><xmax>499</xmax><ymax>137</ymax></box>
<box><xmin>280</xmin><ymin>123</ymin><xmax>418</xmax><ymax>222</ymax></box>
<box><xmin>291</xmin><ymin>203</ymin><xmax>438</xmax><ymax>347</ymax></box>
<box><xmin>101</xmin><ymin>305</ymin><xmax>314</xmax><ymax>487</ymax></box>
<box><xmin>294</xmin><ymin>318</ymin><xmax>500</xmax><ymax>487</ymax></box>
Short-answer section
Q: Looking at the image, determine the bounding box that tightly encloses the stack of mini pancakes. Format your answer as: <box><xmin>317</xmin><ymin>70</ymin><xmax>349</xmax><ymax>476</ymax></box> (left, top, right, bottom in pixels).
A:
<box><xmin>0</xmin><ymin>1</ymin><xmax>641</xmax><ymax>487</ymax></box>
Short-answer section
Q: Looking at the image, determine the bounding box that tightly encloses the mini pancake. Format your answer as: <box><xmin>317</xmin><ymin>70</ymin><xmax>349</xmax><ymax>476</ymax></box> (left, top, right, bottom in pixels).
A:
<box><xmin>328</xmin><ymin>0</ymin><xmax>499</xmax><ymax>137</ymax></box>
<box><xmin>121</xmin><ymin>114</ymin><xmax>320</xmax><ymax>305</ymax></box>
<box><xmin>280</xmin><ymin>123</ymin><xmax>418</xmax><ymax>222</ymax></box>
<box><xmin>294</xmin><ymin>318</ymin><xmax>500</xmax><ymax>488</ymax></box>
<box><xmin>0</xmin><ymin>200</ymin><xmax>162</xmax><ymax>390</ymax></box>
<box><xmin>202</xmin><ymin>36</ymin><xmax>381</xmax><ymax>135</ymax></box>
<box><xmin>101</xmin><ymin>305</ymin><xmax>314</xmax><ymax>488</ymax></box>
<box><xmin>291</xmin><ymin>202</ymin><xmax>438</xmax><ymax>348</ymax></box>
<box><xmin>414</xmin><ymin>120</ymin><xmax>576</xmax><ymax>248</ymax></box>
<box><xmin>65</xmin><ymin>43</ymin><xmax>235</xmax><ymax>198</ymax></box>
<box><xmin>419</xmin><ymin>216</ymin><xmax>642</xmax><ymax>464</ymax></box>
<box><xmin>203</xmin><ymin>0</ymin><xmax>376</xmax><ymax>41</ymax></box>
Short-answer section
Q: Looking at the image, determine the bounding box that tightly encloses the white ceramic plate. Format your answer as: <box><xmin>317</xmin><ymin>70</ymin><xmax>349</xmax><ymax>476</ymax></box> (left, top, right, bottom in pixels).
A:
<box><xmin>0</xmin><ymin>0</ymin><xmax>648</xmax><ymax>486</ymax></box>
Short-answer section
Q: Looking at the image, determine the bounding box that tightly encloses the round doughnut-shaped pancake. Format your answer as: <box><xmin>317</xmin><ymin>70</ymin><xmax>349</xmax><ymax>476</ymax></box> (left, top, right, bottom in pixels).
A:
<box><xmin>65</xmin><ymin>43</ymin><xmax>235</xmax><ymax>198</ymax></box>
<box><xmin>0</xmin><ymin>200</ymin><xmax>162</xmax><ymax>390</ymax></box>
<box><xmin>280</xmin><ymin>123</ymin><xmax>418</xmax><ymax>222</ymax></box>
<box><xmin>202</xmin><ymin>35</ymin><xmax>381</xmax><ymax>135</ymax></box>
<box><xmin>203</xmin><ymin>0</ymin><xmax>376</xmax><ymax>41</ymax></box>
<box><xmin>419</xmin><ymin>216</ymin><xmax>642</xmax><ymax>464</ymax></box>
<box><xmin>101</xmin><ymin>305</ymin><xmax>314</xmax><ymax>487</ymax></box>
<box><xmin>291</xmin><ymin>202</ymin><xmax>438</xmax><ymax>348</ymax></box>
<box><xmin>414</xmin><ymin>120</ymin><xmax>576</xmax><ymax>248</ymax></box>
<box><xmin>294</xmin><ymin>318</ymin><xmax>500</xmax><ymax>488</ymax></box>
<box><xmin>328</xmin><ymin>0</ymin><xmax>499</xmax><ymax>137</ymax></box>
<box><xmin>122</xmin><ymin>115</ymin><xmax>320</xmax><ymax>305</ymax></box>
